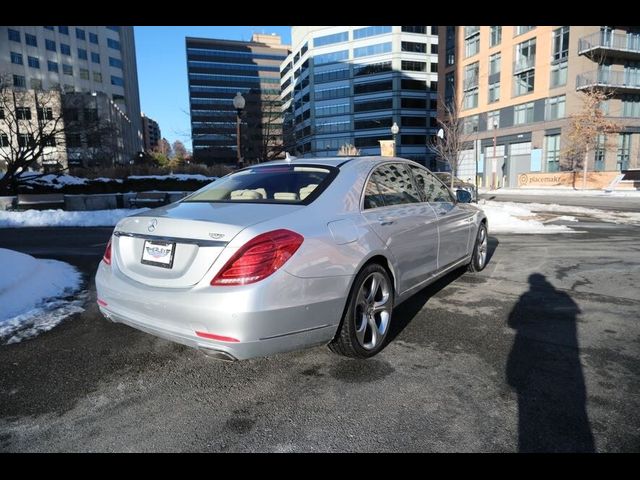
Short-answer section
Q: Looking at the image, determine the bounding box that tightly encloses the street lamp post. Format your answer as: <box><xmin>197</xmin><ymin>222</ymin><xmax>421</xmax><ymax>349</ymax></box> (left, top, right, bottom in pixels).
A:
<box><xmin>391</xmin><ymin>122</ymin><xmax>400</xmax><ymax>157</ymax></box>
<box><xmin>491</xmin><ymin>121</ymin><xmax>498</xmax><ymax>190</ymax></box>
<box><xmin>233</xmin><ymin>92</ymin><xmax>245</xmax><ymax>169</ymax></box>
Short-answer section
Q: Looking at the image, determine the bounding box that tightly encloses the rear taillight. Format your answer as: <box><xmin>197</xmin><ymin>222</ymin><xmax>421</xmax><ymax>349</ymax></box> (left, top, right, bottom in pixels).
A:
<box><xmin>102</xmin><ymin>237</ymin><xmax>112</xmax><ymax>265</ymax></box>
<box><xmin>211</xmin><ymin>229</ymin><xmax>303</xmax><ymax>286</ymax></box>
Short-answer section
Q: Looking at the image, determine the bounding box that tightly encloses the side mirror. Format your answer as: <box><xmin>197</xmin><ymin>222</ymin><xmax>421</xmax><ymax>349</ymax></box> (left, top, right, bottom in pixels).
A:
<box><xmin>456</xmin><ymin>189</ymin><xmax>472</xmax><ymax>203</ymax></box>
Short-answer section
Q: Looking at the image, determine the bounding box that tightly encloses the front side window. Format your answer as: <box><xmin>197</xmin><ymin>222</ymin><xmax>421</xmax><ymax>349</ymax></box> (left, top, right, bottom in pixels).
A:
<box><xmin>183</xmin><ymin>165</ymin><xmax>336</xmax><ymax>205</ymax></box>
<box><xmin>363</xmin><ymin>163</ymin><xmax>421</xmax><ymax>209</ymax></box>
<box><xmin>409</xmin><ymin>166</ymin><xmax>454</xmax><ymax>203</ymax></box>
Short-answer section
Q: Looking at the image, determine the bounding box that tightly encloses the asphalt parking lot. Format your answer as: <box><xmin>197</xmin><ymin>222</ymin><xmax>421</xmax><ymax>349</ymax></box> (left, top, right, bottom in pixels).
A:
<box><xmin>0</xmin><ymin>214</ymin><xmax>638</xmax><ymax>452</ymax></box>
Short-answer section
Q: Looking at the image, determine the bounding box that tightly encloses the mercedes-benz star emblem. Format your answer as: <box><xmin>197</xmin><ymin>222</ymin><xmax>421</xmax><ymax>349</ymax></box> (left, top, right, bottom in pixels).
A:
<box><xmin>148</xmin><ymin>219</ymin><xmax>158</xmax><ymax>232</ymax></box>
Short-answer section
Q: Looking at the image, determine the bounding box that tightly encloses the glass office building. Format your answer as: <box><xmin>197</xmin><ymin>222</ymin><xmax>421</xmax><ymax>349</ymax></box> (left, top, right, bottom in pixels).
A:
<box><xmin>281</xmin><ymin>26</ymin><xmax>439</xmax><ymax>166</ymax></box>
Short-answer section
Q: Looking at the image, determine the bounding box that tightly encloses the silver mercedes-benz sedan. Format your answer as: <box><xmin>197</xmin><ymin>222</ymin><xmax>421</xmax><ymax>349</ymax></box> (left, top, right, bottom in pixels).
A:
<box><xmin>96</xmin><ymin>157</ymin><xmax>488</xmax><ymax>360</ymax></box>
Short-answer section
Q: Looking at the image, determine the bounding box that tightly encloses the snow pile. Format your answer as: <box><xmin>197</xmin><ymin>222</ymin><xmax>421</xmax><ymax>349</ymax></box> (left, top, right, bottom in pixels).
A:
<box><xmin>0</xmin><ymin>208</ymin><xmax>147</xmax><ymax>228</ymax></box>
<box><xmin>479</xmin><ymin>187</ymin><xmax>640</xmax><ymax>197</ymax></box>
<box><xmin>127</xmin><ymin>174</ymin><xmax>217</xmax><ymax>181</ymax></box>
<box><xmin>19</xmin><ymin>174</ymin><xmax>89</xmax><ymax>188</ymax></box>
<box><xmin>480</xmin><ymin>201</ymin><xmax>574</xmax><ymax>234</ymax></box>
<box><xmin>516</xmin><ymin>201</ymin><xmax>640</xmax><ymax>225</ymax></box>
<box><xmin>0</xmin><ymin>248</ymin><xmax>84</xmax><ymax>344</ymax></box>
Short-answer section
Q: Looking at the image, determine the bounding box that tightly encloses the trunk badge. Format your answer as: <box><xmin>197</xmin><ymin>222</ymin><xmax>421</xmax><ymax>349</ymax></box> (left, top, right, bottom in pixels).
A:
<box><xmin>209</xmin><ymin>233</ymin><xmax>224</xmax><ymax>239</ymax></box>
<box><xmin>148</xmin><ymin>219</ymin><xmax>158</xmax><ymax>232</ymax></box>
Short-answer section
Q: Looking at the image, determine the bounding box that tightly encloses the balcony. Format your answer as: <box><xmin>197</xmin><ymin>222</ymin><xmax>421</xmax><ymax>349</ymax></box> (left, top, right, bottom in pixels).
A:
<box><xmin>513</xmin><ymin>56</ymin><xmax>535</xmax><ymax>74</ymax></box>
<box><xmin>578</xmin><ymin>31</ymin><xmax>640</xmax><ymax>60</ymax></box>
<box><xmin>576</xmin><ymin>69</ymin><xmax>640</xmax><ymax>93</ymax></box>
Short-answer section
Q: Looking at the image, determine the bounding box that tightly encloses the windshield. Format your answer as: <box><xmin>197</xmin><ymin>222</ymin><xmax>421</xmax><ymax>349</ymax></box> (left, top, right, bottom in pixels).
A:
<box><xmin>183</xmin><ymin>164</ymin><xmax>337</xmax><ymax>205</ymax></box>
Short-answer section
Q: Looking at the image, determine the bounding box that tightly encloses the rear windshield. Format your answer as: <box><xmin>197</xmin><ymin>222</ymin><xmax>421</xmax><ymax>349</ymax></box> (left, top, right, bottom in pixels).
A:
<box><xmin>182</xmin><ymin>164</ymin><xmax>337</xmax><ymax>205</ymax></box>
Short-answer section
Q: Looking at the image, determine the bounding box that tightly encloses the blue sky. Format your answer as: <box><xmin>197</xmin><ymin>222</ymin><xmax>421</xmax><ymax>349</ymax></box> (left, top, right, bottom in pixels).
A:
<box><xmin>134</xmin><ymin>26</ymin><xmax>291</xmax><ymax>151</ymax></box>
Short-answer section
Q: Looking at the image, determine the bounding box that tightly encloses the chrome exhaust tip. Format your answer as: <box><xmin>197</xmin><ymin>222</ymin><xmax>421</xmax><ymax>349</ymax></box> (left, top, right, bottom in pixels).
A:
<box><xmin>200</xmin><ymin>348</ymin><xmax>237</xmax><ymax>362</ymax></box>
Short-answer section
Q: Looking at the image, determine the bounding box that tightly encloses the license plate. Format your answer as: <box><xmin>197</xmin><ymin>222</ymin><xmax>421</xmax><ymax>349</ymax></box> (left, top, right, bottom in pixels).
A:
<box><xmin>141</xmin><ymin>240</ymin><xmax>175</xmax><ymax>269</ymax></box>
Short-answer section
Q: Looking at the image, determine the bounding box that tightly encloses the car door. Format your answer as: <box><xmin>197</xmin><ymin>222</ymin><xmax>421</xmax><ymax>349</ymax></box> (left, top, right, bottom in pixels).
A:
<box><xmin>409</xmin><ymin>166</ymin><xmax>472</xmax><ymax>270</ymax></box>
<box><xmin>361</xmin><ymin>162</ymin><xmax>439</xmax><ymax>294</ymax></box>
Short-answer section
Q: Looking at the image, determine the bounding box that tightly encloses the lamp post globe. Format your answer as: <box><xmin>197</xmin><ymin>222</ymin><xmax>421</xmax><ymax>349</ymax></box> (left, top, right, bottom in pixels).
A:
<box><xmin>233</xmin><ymin>92</ymin><xmax>245</xmax><ymax>111</ymax></box>
<box><xmin>233</xmin><ymin>92</ymin><xmax>245</xmax><ymax>169</ymax></box>
<box><xmin>390</xmin><ymin>122</ymin><xmax>400</xmax><ymax>156</ymax></box>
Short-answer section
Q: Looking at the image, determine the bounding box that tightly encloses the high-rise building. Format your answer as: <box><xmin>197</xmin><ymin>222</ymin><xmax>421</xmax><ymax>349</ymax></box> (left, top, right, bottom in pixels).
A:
<box><xmin>186</xmin><ymin>34</ymin><xmax>289</xmax><ymax>166</ymax></box>
<box><xmin>281</xmin><ymin>26</ymin><xmax>439</xmax><ymax>166</ymax></box>
<box><xmin>0</xmin><ymin>25</ymin><xmax>143</xmax><ymax>167</ymax></box>
<box><xmin>438</xmin><ymin>26</ymin><xmax>640</xmax><ymax>188</ymax></box>
<box><xmin>141</xmin><ymin>113</ymin><xmax>161</xmax><ymax>152</ymax></box>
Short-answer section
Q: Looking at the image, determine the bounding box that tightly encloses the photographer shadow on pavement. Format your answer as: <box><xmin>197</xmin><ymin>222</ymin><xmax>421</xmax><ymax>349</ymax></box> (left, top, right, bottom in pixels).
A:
<box><xmin>506</xmin><ymin>273</ymin><xmax>595</xmax><ymax>452</ymax></box>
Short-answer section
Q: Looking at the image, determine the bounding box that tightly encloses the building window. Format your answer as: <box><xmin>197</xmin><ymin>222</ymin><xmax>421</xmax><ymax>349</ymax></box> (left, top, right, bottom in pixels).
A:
<box><xmin>431</xmin><ymin>44</ymin><xmax>438</xmax><ymax>54</ymax></box>
<box><xmin>617</xmin><ymin>133</ymin><xmax>631</xmax><ymax>170</ymax></box>
<box><xmin>401</xmin><ymin>97</ymin><xmax>427</xmax><ymax>109</ymax></box>
<box><xmin>430</xmin><ymin>63</ymin><xmax>438</xmax><ymax>73</ymax></box>
<box><xmin>78</xmin><ymin>48</ymin><xmax>88</xmax><ymax>60</ymax></box>
<box><xmin>401</xmin><ymin>79</ymin><xmax>427</xmax><ymax>90</ymax></box>
<box><xmin>10</xmin><ymin>52</ymin><xmax>23</xmax><ymax>65</ymax></box>
<box><xmin>401</xmin><ymin>41</ymin><xmax>426</xmax><ymax>53</ymax></box>
<box><xmin>401</xmin><ymin>60</ymin><xmax>426</xmax><ymax>72</ymax></box>
<box><xmin>108</xmin><ymin>57</ymin><xmax>123</xmax><ymax>69</ymax></box>
<box><xmin>463</xmin><ymin>90</ymin><xmax>479</xmax><ymax>110</ymax></box>
<box><xmin>37</xmin><ymin>107</ymin><xmax>53</xmax><ymax>120</ymax></box>
<box><xmin>463</xmin><ymin>61</ymin><xmax>479</xmax><ymax>90</ymax></box>
<box><xmin>545</xmin><ymin>134</ymin><xmax>560</xmax><ymax>172</ymax></box>
<box><xmin>313</xmin><ymin>31</ymin><xmax>349</xmax><ymax>48</ymax></box>
<box><xmin>465</xmin><ymin>28</ymin><xmax>480</xmax><ymax>58</ymax></box>
<box><xmin>0</xmin><ymin>134</ymin><xmax>9</xmax><ymax>148</ymax></box>
<box><xmin>353</xmin><ymin>61</ymin><xmax>391</xmax><ymax>77</ymax></box>
<box><xmin>514</xmin><ymin>102</ymin><xmax>535</xmax><ymax>125</ymax></box>
<box><xmin>60</xmin><ymin>43</ymin><xmax>71</xmax><ymax>56</ymax></box>
<box><xmin>514</xmin><ymin>70</ymin><xmax>535</xmax><ymax>96</ymax></box>
<box><xmin>80</xmin><ymin>68</ymin><xmax>90</xmax><ymax>80</ymax></box>
<box><xmin>487</xmin><ymin>110</ymin><xmax>500</xmax><ymax>129</ymax></box>
<box><xmin>622</xmin><ymin>94</ymin><xmax>640</xmax><ymax>117</ymax></box>
<box><xmin>595</xmin><ymin>134</ymin><xmax>606</xmax><ymax>171</ymax></box>
<box><xmin>45</xmin><ymin>39</ymin><xmax>56</xmax><ymax>52</ymax></box>
<box><xmin>401</xmin><ymin>26</ymin><xmax>427</xmax><ymax>34</ymax></box>
<box><xmin>16</xmin><ymin>107</ymin><xmax>31</xmax><ymax>120</ymax></box>
<box><xmin>353</xmin><ymin>26</ymin><xmax>392</xmax><ymax>39</ymax></box>
<box><xmin>107</xmin><ymin>38</ymin><xmax>121</xmax><ymax>50</ymax></box>
<box><xmin>91</xmin><ymin>52</ymin><xmax>101</xmax><ymax>63</ymax></box>
<box><xmin>8</xmin><ymin>29</ymin><xmax>20</xmax><ymax>42</ymax></box>
<box><xmin>354</xmin><ymin>42</ymin><xmax>392</xmax><ymax>58</ymax></box>
<box><xmin>13</xmin><ymin>75</ymin><xmax>26</xmax><ymax>88</ymax></box>
<box><xmin>18</xmin><ymin>134</ymin><xmax>34</xmax><ymax>148</ymax></box>
<box><xmin>43</xmin><ymin>26</ymin><xmax>54</xmax><ymax>31</ymax></box>
<box><xmin>93</xmin><ymin>71</ymin><xmax>103</xmax><ymax>83</ymax></box>
<box><xmin>490</xmin><ymin>26</ymin><xmax>502</xmax><ymax>47</ymax></box>
<box><xmin>354</xmin><ymin>80</ymin><xmax>392</xmax><ymax>94</ymax></box>
<box><xmin>315</xmin><ymin>50</ymin><xmax>348</xmax><ymax>65</ymax></box>
<box><xmin>62</xmin><ymin>64</ymin><xmax>73</xmax><ymax>76</ymax></box>
<box><xmin>48</xmin><ymin>61</ymin><xmax>59</xmax><ymax>72</ymax></box>
<box><xmin>515</xmin><ymin>26</ymin><xmax>535</xmax><ymax>36</ymax></box>
<box><xmin>89</xmin><ymin>32</ymin><xmax>99</xmax><ymax>44</ymax></box>
<box><xmin>487</xmin><ymin>53</ymin><xmax>500</xmax><ymax>76</ymax></box>
<box><xmin>550</xmin><ymin>61</ymin><xmax>568</xmax><ymax>88</ymax></box>
<box><xmin>110</xmin><ymin>75</ymin><xmax>124</xmax><ymax>87</ymax></box>
<box><xmin>76</xmin><ymin>28</ymin><xmax>86</xmax><ymax>40</ymax></box>
<box><xmin>488</xmin><ymin>83</ymin><xmax>500</xmax><ymax>103</ymax></box>
<box><xmin>25</xmin><ymin>33</ymin><xmax>37</xmax><ymax>47</ymax></box>
<box><xmin>354</xmin><ymin>98</ymin><xmax>393</xmax><ymax>112</ymax></box>
<box><xmin>545</xmin><ymin>95</ymin><xmax>566</xmax><ymax>120</ymax></box>
<box><xmin>58</xmin><ymin>26</ymin><xmax>69</xmax><ymax>35</ymax></box>
<box><xmin>462</xmin><ymin>115</ymin><xmax>479</xmax><ymax>134</ymax></box>
<box><xmin>552</xmin><ymin>26</ymin><xmax>570</xmax><ymax>62</ymax></box>
<box><xmin>401</xmin><ymin>116</ymin><xmax>427</xmax><ymax>127</ymax></box>
<box><xmin>106</xmin><ymin>26</ymin><xmax>120</xmax><ymax>32</ymax></box>
<box><xmin>27</xmin><ymin>56</ymin><xmax>40</xmax><ymax>69</ymax></box>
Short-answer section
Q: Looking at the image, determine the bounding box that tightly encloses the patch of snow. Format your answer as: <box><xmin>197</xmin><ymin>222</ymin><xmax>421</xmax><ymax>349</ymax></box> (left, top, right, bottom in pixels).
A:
<box><xmin>479</xmin><ymin>201</ymin><xmax>575</xmax><ymax>234</ymax></box>
<box><xmin>127</xmin><ymin>174</ymin><xmax>216</xmax><ymax>181</ymax></box>
<box><xmin>0</xmin><ymin>248</ymin><xmax>85</xmax><ymax>343</ymax></box>
<box><xmin>479</xmin><ymin>187</ymin><xmax>640</xmax><ymax>197</ymax></box>
<box><xmin>506</xmin><ymin>201</ymin><xmax>640</xmax><ymax>225</ymax></box>
<box><xmin>19</xmin><ymin>174</ymin><xmax>88</xmax><ymax>188</ymax></box>
<box><xmin>0</xmin><ymin>208</ymin><xmax>147</xmax><ymax>228</ymax></box>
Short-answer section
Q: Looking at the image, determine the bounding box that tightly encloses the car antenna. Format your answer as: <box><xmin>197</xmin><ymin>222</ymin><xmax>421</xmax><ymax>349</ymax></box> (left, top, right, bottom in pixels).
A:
<box><xmin>285</xmin><ymin>152</ymin><xmax>296</xmax><ymax>163</ymax></box>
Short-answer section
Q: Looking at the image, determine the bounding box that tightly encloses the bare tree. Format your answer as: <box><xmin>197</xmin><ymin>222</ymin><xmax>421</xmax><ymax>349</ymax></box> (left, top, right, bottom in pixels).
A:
<box><xmin>430</xmin><ymin>91</ymin><xmax>473</xmax><ymax>190</ymax></box>
<box><xmin>241</xmin><ymin>93</ymin><xmax>288</xmax><ymax>163</ymax></box>
<box><xmin>172</xmin><ymin>140</ymin><xmax>187</xmax><ymax>161</ymax></box>
<box><xmin>563</xmin><ymin>85</ymin><xmax>619</xmax><ymax>189</ymax></box>
<box><xmin>0</xmin><ymin>75</ymin><xmax>67</xmax><ymax>194</ymax></box>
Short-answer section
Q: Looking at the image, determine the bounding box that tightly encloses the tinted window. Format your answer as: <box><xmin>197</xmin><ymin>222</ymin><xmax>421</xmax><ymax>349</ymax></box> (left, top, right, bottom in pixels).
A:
<box><xmin>364</xmin><ymin>163</ymin><xmax>421</xmax><ymax>209</ymax></box>
<box><xmin>409</xmin><ymin>166</ymin><xmax>454</xmax><ymax>202</ymax></box>
<box><xmin>183</xmin><ymin>165</ymin><xmax>335</xmax><ymax>205</ymax></box>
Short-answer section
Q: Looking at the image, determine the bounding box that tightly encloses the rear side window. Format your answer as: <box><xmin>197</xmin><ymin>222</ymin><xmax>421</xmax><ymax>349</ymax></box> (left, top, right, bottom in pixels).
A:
<box><xmin>363</xmin><ymin>163</ymin><xmax>421</xmax><ymax>209</ymax></box>
<box><xmin>183</xmin><ymin>164</ymin><xmax>336</xmax><ymax>205</ymax></box>
<box><xmin>409</xmin><ymin>166</ymin><xmax>454</xmax><ymax>202</ymax></box>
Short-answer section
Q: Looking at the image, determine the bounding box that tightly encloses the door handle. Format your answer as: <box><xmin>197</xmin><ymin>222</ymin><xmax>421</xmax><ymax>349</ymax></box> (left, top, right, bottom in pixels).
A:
<box><xmin>377</xmin><ymin>217</ymin><xmax>395</xmax><ymax>226</ymax></box>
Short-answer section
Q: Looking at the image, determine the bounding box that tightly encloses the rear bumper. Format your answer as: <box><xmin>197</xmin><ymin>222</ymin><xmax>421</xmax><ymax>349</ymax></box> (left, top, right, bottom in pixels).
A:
<box><xmin>95</xmin><ymin>262</ymin><xmax>351</xmax><ymax>360</ymax></box>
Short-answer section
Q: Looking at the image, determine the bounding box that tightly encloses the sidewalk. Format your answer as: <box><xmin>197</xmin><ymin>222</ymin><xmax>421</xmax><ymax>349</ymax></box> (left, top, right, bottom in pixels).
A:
<box><xmin>478</xmin><ymin>187</ymin><xmax>640</xmax><ymax>197</ymax></box>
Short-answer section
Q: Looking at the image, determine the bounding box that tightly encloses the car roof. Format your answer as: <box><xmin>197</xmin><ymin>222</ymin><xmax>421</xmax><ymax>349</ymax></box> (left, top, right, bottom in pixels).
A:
<box><xmin>255</xmin><ymin>156</ymin><xmax>425</xmax><ymax>169</ymax></box>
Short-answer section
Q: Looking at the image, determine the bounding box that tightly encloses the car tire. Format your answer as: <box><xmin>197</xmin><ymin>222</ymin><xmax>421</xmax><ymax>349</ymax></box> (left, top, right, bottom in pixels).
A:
<box><xmin>467</xmin><ymin>222</ymin><xmax>488</xmax><ymax>273</ymax></box>
<box><xmin>328</xmin><ymin>263</ymin><xmax>394</xmax><ymax>359</ymax></box>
